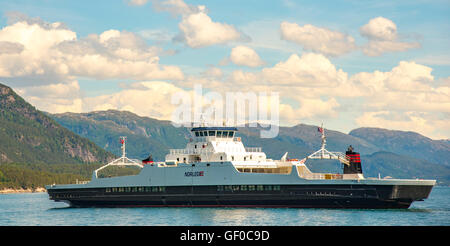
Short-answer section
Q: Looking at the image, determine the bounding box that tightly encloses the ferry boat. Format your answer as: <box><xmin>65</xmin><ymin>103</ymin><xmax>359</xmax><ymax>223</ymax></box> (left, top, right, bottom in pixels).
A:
<box><xmin>46</xmin><ymin>126</ymin><xmax>435</xmax><ymax>208</ymax></box>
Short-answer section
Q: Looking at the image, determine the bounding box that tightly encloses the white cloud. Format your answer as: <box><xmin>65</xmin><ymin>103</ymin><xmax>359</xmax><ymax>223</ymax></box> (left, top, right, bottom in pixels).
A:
<box><xmin>229</xmin><ymin>46</ymin><xmax>265</xmax><ymax>67</ymax></box>
<box><xmin>261</xmin><ymin>53</ymin><xmax>348</xmax><ymax>87</ymax></box>
<box><xmin>83</xmin><ymin>81</ymin><xmax>186</xmax><ymax>120</ymax></box>
<box><xmin>356</xmin><ymin>111</ymin><xmax>450</xmax><ymax>140</ymax></box>
<box><xmin>280</xmin><ymin>22</ymin><xmax>356</xmax><ymax>57</ymax></box>
<box><xmin>360</xmin><ymin>17</ymin><xmax>420</xmax><ymax>56</ymax></box>
<box><xmin>360</xmin><ymin>17</ymin><xmax>398</xmax><ymax>41</ymax></box>
<box><xmin>280</xmin><ymin>97</ymin><xmax>340</xmax><ymax>124</ymax></box>
<box><xmin>14</xmin><ymin>80</ymin><xmax>83</xmax><ymax>113</ymax></box>
<box><xmin>149</xmin><ymin>0</ymin><xmax>246</xmax><ymax>48</ymax></box>
<box><xmin>175</xmin><ymin>10</ymin><xmax>245</xmax><ymax>48</ymax></box>
<box><xmin>128</xmin><ymin>0</ymin><xmax>149</xmax><ymax>6</ymax></box>
<box><xmin>151</xmin><ymin>0</ymin><xmax>201</xmax><ymax>17</ymax></box>
<box><xmin>0</xmin><ymin>16</ymin><xmax>184</xmax><ymax>85</ymax></box>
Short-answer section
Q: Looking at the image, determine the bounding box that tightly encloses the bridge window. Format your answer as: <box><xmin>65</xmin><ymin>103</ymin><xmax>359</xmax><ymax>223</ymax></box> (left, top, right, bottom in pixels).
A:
<box><xmin>209</xmin><ymin>131</ymin><xmax>215</xmax><ymax>136</ymax></box>
<box><xmin>195</xmin><ymin>131</ymin><xmax>199</xmax><ymax>137</ymax></box>
<box><xmin>217</xmin><ymin>131</ymin><xmax>222</xmax><ymax>137</ymax></box>
<box><xmin>203</xmin><ymin>131</ymin><xmax>208</xmax><ymax>136</ymax></box>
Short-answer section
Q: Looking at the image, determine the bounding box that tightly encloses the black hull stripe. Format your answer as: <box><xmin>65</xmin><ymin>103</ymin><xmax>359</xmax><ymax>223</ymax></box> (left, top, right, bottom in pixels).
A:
<box><xmin>48</xmin><ymin>184</ymin><xmax>433</xmax><ymax>209</ymax></box>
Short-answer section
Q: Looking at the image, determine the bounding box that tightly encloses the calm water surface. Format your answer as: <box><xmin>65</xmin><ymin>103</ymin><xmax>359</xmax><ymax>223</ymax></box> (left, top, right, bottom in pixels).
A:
<box><xmin>1</xmin><ymin>186</ymin><xmax>449</xmax><ymax>226</ymax></box>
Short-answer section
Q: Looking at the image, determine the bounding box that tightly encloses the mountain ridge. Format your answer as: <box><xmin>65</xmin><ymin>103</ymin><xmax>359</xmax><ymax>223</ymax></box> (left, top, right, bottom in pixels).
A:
<box><xmin>0</xmin><ymin>83</ymin><xmax>116</xmax><ymax>164</ymax></box>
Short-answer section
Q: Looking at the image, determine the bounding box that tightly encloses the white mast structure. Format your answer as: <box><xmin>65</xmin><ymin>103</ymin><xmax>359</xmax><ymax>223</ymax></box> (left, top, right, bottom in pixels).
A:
<box><xmin>93</xmin><ymin>136</ymin><xmax>144</xmax><ymax>179</ymax></box>
<box><xmin>307</xmin><ymin>124</ymin><xmax>350</xmax><ymax>166</ymax></box>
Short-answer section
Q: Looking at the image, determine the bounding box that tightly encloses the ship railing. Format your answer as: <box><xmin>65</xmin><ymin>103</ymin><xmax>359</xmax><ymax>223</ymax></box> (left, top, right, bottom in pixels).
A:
<box><xmin>299</xmin><ymin>173</ymin><xmax>344</xmax><ymax>180</ymax></box>
<box><xmin>245</xmin><ymin>147</ymin><xmax>262</xmax><ymax>153</ymax></box>
<box><xmin>75</xmin><ymin>179</ymin><xmax>89</xmax><ymax>184</ymax></box>
<box><xmin>169</xmin><ymin>149</ymin><xmax>215</xmax><ymax>155</ymax></box>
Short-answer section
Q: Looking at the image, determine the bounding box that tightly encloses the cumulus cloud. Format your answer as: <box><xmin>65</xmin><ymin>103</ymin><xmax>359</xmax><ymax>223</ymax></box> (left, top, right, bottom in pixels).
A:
<box><xmin>0</xmin><ymin>15</ymin><xmax>184</xmax><ymax>85</ymax></box>
<box><xmin>229</xmin><ymin>46</ymin><xmax>265</xmax><ymax>67</ymax></box>
<box><xmin>148</xmin><ymin>0</ymin><xmax>246</xmax><ymax>48</ymax></box>
<box><xmin>360</xmin><ymin>17</ymin><xmax>420</xmax><ymax>56</ymax></box>
<box><xmin>356</xmin><ymin>111</ymin><xmax>450</xmax><ymax>140</ymax></box>
<box><xmin>175</xmin><ymin>9</ymin><xmax>245</xmax><ymax>48</ymax></box>
<box><xmin>261</xmin><ymin>53</ymin><xmax>348</xmax><ymax>87</ymax></box>
<box><xmin>280</xmin><ymin>97</ymin><xmax>340</xmax><ymax>124</ymax></box>
<box><xmin>83</xmin><ymin>81</ymin><xmax>186</xmax><ymax>120</ymax></box>
<box><xmin>280</xmin><ymin>22</ymin><xmax>356</xmax><ymax>57</ymax></box>
<box><xmin>0</xmin><ymin>13</ymin><xmax>186</xmax><ymax>118</ymax></box>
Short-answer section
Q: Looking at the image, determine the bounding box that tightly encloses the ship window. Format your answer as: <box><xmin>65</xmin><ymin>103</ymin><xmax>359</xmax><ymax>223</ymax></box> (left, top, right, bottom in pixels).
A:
<box><xmin>232</xmin><ymin>185</ymin><xmax>240</xmax><ymax>191</ymax></box>
<box><xmin>241</xmin><ymin>185</ymin><xmax>248</xmax><ymax>191</ymax></box>
<box><xmin>257</xmin><ymin>185</ymin><xmax>264</xmax><ymax>191</ymax></box>
<box><xmin>248</xmin><ymin>185</ymin><xmax>255</xmax><ymax>191</ymax></box>
<box><xmin>195</xmin><ymin>131</ymin><xmax>199</xmax><ymax>137</ymax></box>
<box><xmin>199</xmin><ymin>131</ymin><xmax>204</xmax><ymax>137</ymax></box>
<box><xmin>225</xmin><ymin>185</ymin><xmax>232</xmax><ymax>191</ymax></box>
<box><xmin>105</xmin><ymin>188</ymin><xmax>111</xmax><ymax>193</ymax></box>
<box><xmin>145</xmin><ymin>187</ymin><xmax>151</xmax><ymax>192</ymax></box>
<box><xmin>152</xmin><ymin>187</ymin><xmax>158</xmax><ymax>192</ymax></box>
<box><xmin>220</xmin><ymin>156</ymin><xmax>223</xmax><ymax>160</ymax></box>
<box><xmin>138</xmin><ymin>187</ymin><xmax>144</xmax><ymax>192</ymax></box>
<box><xmin>217</xmin><ymin>185</ymin><xmax>224</xmax><ymax>191</ymax></box>
<box><xmin>274</xmin><ymin>185</ymin><xmax>281</xmax><ymax>191</ymax></box>
<box><xmin>217</xmin><ymin>131</ymin><xmax>222</xmax><ymax>137</ymax></box>
<box><xmin>264</xmin><ymin>185</ymin><xmax>273</xmax><ymax>191</ymax></box>
<box><xmin>209</xmin><ymin>131</ymin><xmax>215</xmax><ymax>136</ymax></box>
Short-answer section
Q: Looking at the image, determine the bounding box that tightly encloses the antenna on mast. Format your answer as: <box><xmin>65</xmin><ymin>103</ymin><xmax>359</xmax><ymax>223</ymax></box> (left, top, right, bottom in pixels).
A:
<box><xmin>307</xmin><ymin>123</ymin><xmax>350</xmax><ymax>166</ymax></box>
<box><xmin>120</xmin><ymin>136</ymin><xmax>126</xmax><ymax>158</ymax></box>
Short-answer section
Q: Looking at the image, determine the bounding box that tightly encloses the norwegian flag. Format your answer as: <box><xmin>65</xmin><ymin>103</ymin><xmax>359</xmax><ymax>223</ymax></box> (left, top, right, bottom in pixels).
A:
<box><xmin>318</xmin><ymin>127</ymin><xmax>323</xmax><ymax>133</ymax></box>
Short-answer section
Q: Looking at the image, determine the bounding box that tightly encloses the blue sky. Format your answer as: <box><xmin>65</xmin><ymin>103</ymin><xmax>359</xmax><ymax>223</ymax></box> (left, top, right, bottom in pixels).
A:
<box><xmin>0</xmin><ymin>0</ymin><xmax>449</xmax><ymax>139</ymax></box>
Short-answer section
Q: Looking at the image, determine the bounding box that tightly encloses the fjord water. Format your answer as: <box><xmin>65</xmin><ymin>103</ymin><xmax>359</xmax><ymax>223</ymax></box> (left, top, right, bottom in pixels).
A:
<box><xmin>1</xmin><ymin>187</ymin><xmax>449</xmax><ymax>226</ymax></box>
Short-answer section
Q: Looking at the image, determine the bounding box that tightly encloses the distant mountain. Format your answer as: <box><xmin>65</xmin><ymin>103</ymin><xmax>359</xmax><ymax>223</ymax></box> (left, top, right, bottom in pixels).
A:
<box><xmin>51</xmin><ymin>110</ymin><xmax>190</xmax><ymax>161</ymax></box>
<box><xmin>50</xmin><ymin>110</ymin><xmax>450</xmax><ymax>185</ymax></box>
<box><xmin>349</xmin><ymin>127</ymin><xmax>450</xmax><ymax>166</ymax></box>
<box><xmin>0</xmin><ymin>83</ymin><xmax>115</xmax><ymax>164</ymax></box>
<box><xmin>362</xmin><ymin>151</ymin><xmax>450</xmax><ymax>186</ymax></box>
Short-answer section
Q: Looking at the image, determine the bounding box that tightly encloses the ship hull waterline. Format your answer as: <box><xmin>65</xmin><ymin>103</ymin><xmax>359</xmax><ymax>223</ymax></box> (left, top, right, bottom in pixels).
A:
<box><xmin>47</xmin><ymin>183</ymin><xmax>433</xmax><ymax>209</ymax></box>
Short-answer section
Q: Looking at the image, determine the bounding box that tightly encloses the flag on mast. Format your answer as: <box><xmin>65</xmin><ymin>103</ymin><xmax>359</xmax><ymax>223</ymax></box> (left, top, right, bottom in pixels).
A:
<box><xmin>318</xmin><ymin>127</ymin><xmax>323</xmax><ymax>133</ymax></box>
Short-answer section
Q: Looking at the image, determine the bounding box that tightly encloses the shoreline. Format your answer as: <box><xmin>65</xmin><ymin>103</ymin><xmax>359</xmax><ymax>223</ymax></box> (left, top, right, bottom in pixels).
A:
<box><xmin>0</xmin><ymin>187</ymin><xmax>46</xmax><ymax>194</ymax></box>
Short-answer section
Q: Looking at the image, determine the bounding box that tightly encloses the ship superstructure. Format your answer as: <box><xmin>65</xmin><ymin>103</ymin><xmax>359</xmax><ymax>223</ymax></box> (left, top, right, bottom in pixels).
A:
<box><xmin>46</xmin><ymin>125</ymin><xmax>436</xmax><ymax>208</ymax></box>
